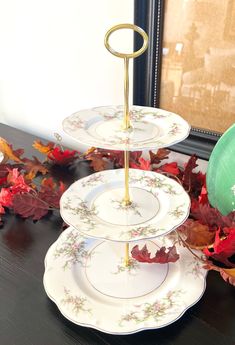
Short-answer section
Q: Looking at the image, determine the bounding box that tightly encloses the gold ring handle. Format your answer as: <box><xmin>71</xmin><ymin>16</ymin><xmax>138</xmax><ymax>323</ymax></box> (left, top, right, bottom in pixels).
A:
<box><xmin>104</xmin><ymin>23</ymin><xmax>148</xmax><ymax>59</ymax></box>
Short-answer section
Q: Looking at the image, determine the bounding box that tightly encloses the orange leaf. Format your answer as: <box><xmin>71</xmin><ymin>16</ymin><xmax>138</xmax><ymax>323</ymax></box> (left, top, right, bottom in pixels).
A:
<box><xmin>23</xmin><ymin>156</ymin><xmax>48</xmax><ymax>180</ymax></box>
<box><xmin>32</xmin><ymin>140</ymin><xmax>54</xmax><ymax>154</ymax></box>
<box><xmin>83</xmin><ymin>146</ymin><xmax>96</xmax><ymax>157</ymax></box>
<box><xmin>0</xmin><ymin>138</ymin><xmax>23</xmax><ymax>163</ymax></box>
<box><xmin>220</xmin><ymin>268</ymin><xmax>235</xmax><ymax>286</ymax></box>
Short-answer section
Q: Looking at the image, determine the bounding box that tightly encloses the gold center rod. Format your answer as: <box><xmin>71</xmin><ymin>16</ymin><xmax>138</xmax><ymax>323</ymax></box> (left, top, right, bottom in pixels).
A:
<box><xmin>123</xmin><ymin>150</ymin><xmax>131</xmax><ymax>206</ymax></box>
<box><xmin>123</xmin><ymin>57</ymin><xmax>130</xmax><ymax>130</ymax></box>
<box><xmin>125</xmin><ymin>242</ymin><xmax>130</xmax><ymax>267</ymax></box>
<box><xmin>104</xmin><ymin>23</ymin><xmax>149</xmax><ymax>270</ymax></box>
<box><xmin>123</xmin><ymin>57</ymin><xmax>131</xmax><ymax>267</ymax></box>
<box><xmin>122</xmin><ymin>55</ymin><xmax>131</xmax><ymax>206</ymax></box>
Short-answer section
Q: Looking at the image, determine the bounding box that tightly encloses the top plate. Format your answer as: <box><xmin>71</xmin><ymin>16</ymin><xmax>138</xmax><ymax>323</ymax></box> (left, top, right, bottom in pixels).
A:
<box><xmin>62</xmin><ymin>105</ymin><xmax>190</xmax><ymax>151</ymax></box>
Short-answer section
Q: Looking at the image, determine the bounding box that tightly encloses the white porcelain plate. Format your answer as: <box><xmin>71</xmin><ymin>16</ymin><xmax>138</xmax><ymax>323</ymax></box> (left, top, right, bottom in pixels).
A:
<box><xmin>60</xmin><ymin>169</ymin><xmax>190</xmax><ymax>242</ymax></box>
<box><xmin>62</xmin><ymin>105</ymin><xmax>190</xmax><ymax>151</ymax></box>
<box><xmin>43</xmin><ymin>226</ymin><xmax>207</xmax><ymax>335</ymax></box>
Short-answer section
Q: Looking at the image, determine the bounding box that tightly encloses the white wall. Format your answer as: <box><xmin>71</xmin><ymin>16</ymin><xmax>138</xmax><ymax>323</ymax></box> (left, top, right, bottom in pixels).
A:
<box><xmin>0</xmin><ymin>0</ymin><xmax>134</xmax><ymax>149</ymax></box>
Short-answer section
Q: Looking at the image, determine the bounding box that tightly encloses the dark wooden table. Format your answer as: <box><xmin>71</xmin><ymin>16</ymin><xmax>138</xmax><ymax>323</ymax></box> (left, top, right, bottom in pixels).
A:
<box><xmin>0</xmin><ymin>123</ymin><xmax>234</xmax><ymax>345</ymax></box>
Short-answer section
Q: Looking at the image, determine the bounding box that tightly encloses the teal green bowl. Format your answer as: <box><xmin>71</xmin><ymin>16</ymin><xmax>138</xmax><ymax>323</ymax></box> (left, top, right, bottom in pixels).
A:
<box><xmin>206</xmin><ymin>124</ymin><xmax>235</xmax><ymax>215</ymax></box>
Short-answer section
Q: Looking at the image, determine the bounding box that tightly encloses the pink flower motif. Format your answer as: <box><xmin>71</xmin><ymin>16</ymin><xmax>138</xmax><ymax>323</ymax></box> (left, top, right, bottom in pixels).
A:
<box><xmin>73</xmin><ymin>243</ymin><xmax>80</xmax><ymax>250</ymax></box>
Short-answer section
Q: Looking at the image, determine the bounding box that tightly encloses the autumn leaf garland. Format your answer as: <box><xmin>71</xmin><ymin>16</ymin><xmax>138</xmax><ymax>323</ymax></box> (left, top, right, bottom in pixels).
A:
<box><xmin>0</xmin><ymin>138</ymin><xmax>77</xmax><ymax>220</ymax></box>
<box><xmin>0</xmin><ymin>137</ymin><xmax>234</xmax><ymax>285</ymax></box>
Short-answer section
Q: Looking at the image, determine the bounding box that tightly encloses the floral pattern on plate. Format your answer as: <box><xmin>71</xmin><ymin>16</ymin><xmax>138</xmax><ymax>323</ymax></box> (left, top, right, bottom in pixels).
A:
<box><xmin>61</xmin><ymin>288</ymin><xmax>92</xmax><ymax>315</ymax></box>
<box><xmin>43</xmin><ymin>226</ymin><xmax>207</xmax><ymax>335</ymax></box>
<box><xmin>112</xmin><ymin>257</ymin><xmax>140</xmax><ymax>275</ymax></box>
<box><xmin>62</xmin><ymin>105</ymin><xmax>190</xmax><ymax>151</ymax></box>
<box><xmin>60</xmin><ymin>169</ymin><xmax>191</xmax><ymax>242</ymax></box>
<box><xmin>53</xmin><ymin>229</ymin><xmax>90</xmax><ymax>269</ymax></box>
<box><xmin>119</xmin><ymin>290</ymin><xmax>183</xmax><ymax>326</ymax></box>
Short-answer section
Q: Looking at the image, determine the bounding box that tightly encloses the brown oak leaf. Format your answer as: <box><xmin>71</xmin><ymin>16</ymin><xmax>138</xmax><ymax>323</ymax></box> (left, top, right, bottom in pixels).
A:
<box><xmin>87</xmin><ymin>155</ymin><xmax>110</xmax><ymax>172</ymax></box>
<box><xmin>178</xmin><ymin>219</ymin><xmax>215</xmax><ymax>249</ymax></box>
<box><xmin>149</xmin><ymin>148</ymin><xmax>170</xmax><ymax>165</ymax></box>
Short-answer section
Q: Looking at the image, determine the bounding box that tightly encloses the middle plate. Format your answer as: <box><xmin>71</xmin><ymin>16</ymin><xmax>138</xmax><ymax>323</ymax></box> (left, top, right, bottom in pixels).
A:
<box><xmin>60</xmin><ymin>169</ymin><xmax>190</xmax><ymax>242</ymax></box>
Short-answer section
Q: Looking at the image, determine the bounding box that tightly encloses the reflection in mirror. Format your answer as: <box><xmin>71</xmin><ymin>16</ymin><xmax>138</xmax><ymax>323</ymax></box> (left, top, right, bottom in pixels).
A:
<box><xmin>160</xmin><ymin>0</ymin><xmax>235</xmax><ymax>133</ymax></box>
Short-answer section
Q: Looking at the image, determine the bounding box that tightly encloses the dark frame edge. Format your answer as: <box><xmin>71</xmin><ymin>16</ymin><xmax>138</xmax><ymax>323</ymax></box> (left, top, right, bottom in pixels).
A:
<box><xmin>171</xmin><ymin>128</ymin><xmax>221</xmax><ymax>160</ymax></box>
<box><xmin>133</xmin><ymin>0</ymin><xmax>220</xmax><ymax>161</ymax></box>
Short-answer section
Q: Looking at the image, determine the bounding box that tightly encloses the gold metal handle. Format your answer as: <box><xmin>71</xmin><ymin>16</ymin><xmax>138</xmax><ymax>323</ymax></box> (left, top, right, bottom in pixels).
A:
<box><xmin>104</xmin><ymin>23</ymin><xmax>148</xmax><ymax>131</ymax></box>
<box><xmin>104</xmin><ymin>23</ymin><xmax>148</xmax><ymax>59</ymax></box>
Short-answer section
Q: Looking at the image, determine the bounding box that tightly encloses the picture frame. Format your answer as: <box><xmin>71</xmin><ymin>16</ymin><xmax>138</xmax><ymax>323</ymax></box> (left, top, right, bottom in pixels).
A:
<box><xmin>133</xmin><ymin>0</ymin><xmax>221</xmax><ymax>160</ymax></box>
<box><xmin>224</xmin><ymin>0</ymin><xmax>235</xmax><ymax>41</ymax></box>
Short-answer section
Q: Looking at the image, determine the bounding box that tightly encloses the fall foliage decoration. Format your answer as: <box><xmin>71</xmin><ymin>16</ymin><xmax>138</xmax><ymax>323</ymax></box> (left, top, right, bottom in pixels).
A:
<box><xmin>131</xmin><ymin>244</ymin><xmax>179</xmax><ymax>264</ymax></box>
<box><xmin>0</xmin><ymin>137</ymin><xmax>234</xmax><ymax>286</ymax></box>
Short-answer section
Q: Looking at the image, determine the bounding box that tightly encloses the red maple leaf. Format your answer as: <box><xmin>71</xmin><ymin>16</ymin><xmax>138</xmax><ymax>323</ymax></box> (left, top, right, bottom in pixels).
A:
<box><xmin>131</xmin><ymin>244</ymin><xmax>179</xmax><ymax>263</ymax></box>
<box><xmin>198</xmin><ymin>184</ymin><xmax>208</xmax><ymax>204</ymax></box>
<box><xmin>48</xmin><ymin>147</ymin><xmax>77</xmax><ymax>165</ymax></box>
<box><xmin>0</xmin><ymin>188</ymin><xmax>13</xmax><ymax>212</ymax></box>
<box><xmin>130</xmin><ymin>157</ymin><xmax>151</xmax><ymax>170</ymax></box>
<box><xmin>7</xmin><ymin>168</ymin><xmax>31</xmax><ymax>194</ymax></box>
<box><xmin>0</xmin><ymin>168</ymin><xmax>32</xmax><ymax>213</ymax></box>
<box><xmin>158</xmin><ymin>162</ymin><xmax>180</xmax><ymax>175</ymax></box>
<box><xmin>12</xmin><ymin>193</ymin><xmax>50</xmax><ymax>220</ymax></box>
<box><xmin>204</xmin><ymin>228</ymin><xmax>235</xmax><ymax>268</ymax></box>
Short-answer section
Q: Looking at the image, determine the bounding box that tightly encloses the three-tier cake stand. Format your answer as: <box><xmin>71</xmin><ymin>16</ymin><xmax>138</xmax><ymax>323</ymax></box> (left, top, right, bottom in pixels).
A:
<box><xmin>43</xmin><ymin>24</ymin><xmax>207</xmax><ymax>335</ymax></box>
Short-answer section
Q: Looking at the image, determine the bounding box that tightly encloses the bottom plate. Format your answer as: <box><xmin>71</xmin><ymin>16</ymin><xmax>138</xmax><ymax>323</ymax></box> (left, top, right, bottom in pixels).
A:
<box><xmin>43</xmin><ymin>227</ymin><xmax>207</xmax><ymax>335</ymax></box>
